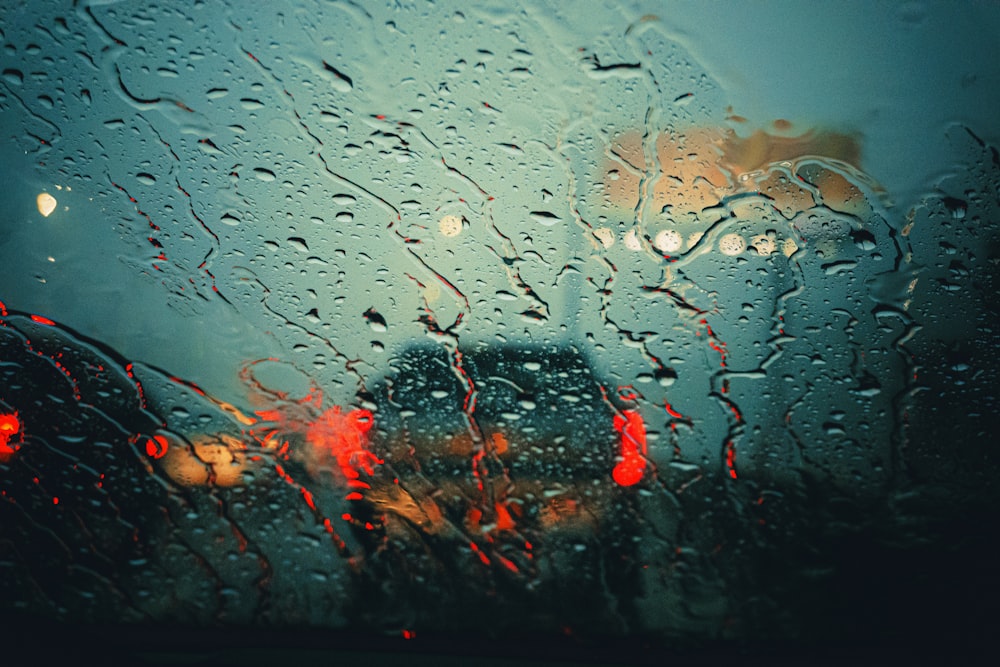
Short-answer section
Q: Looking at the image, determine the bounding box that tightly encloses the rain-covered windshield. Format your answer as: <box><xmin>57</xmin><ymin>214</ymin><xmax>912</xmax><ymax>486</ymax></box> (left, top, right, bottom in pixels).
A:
<box><xmin>2</xmin><ymin>1</ymin><xmax>998</xmax><ymax>662</ymax></box>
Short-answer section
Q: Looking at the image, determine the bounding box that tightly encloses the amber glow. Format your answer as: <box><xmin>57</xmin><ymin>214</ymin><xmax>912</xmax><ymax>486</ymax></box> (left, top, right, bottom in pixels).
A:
<box><xmin>490</xmin><ymin>431</ymin><xmax>508</xmax><ymax>455</ymax></box>
<box><xmin>159</xmin><ymin>433</ymin><xmax>249</xmax><ymax>487</ymax></box>
<box><xmin>602</xmin><ymin>120</ymin><xmax>871</xmax><ymax>220</ymax></box>
<box><xmin>539</xmin><ymin>496</ymin><xmax>589</xmax><ymax>529</ymax></box>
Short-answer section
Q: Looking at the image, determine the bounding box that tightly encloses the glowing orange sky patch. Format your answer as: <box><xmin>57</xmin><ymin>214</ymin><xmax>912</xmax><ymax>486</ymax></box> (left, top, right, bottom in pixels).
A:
<box><xmin>602</xmin><ymin>120</ymin><xmax>870</xmax><ymax>219</ymax></box>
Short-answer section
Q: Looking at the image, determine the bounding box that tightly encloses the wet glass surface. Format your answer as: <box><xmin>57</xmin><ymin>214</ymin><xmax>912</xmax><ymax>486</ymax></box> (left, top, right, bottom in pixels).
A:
<box><xmin>1</xmin><ymin>1</ymin><xmax>998</xmax><ymax>663</ymax></box>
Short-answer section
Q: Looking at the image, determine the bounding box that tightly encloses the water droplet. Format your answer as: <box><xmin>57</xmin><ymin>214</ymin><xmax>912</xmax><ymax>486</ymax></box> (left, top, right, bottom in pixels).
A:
<box><xmin>2</xmin><ymin>68</ymin><xmax>24</xmax><ymax>85</ymax></box>
<box><xmin>363</xmin><ymin>308</ymin><xmax>387</xmax><ymax>332</ymax></box>
<box><xmin>287</xmin><ymin>237</ymin><xmax>309</xmax><ymax>252</ymax></box>
<box><xmin>656</xmin><ymin>368</ymin><xmax>677</xmax><ymax>387</ymax></box>
<box><xmin>822</xmin><ymin>260</ymin><xmax>857</xmax><ymax>275</ymax></box>
<box><xmin>850</xmin><ymin>229</ymin><xmax>877</xmax><ymax>251</ymax></box>
<box><xmin>530</xmin><ymin>210</ymin><xmax>561</xmax><ymax>226</ymax></box>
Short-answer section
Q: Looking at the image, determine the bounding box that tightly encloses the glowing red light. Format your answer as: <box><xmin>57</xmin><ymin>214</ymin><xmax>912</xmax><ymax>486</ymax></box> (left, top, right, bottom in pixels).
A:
<box><xmin>612</xmin><ymin>409</ymin><xmax>647</xmax><ymax>486</ymax></box>
<box><xmin>498</xmin><ymin>555</ymin><xmax>519</xmax><ymax>573</ymax></box>
<box><xmin>301</xmin><ymin>488</ymin><xmax>317</xmax><ymax>511</ymax></box>
<box><xmin>305</xmin><ymin>406</ymin><xmax>380</xmax><ymax>483</ymax></box>
<box><xmin>144</xmin><ymin>434</ymin><xmax>169</xmax><ymax>459</ymax></box>
<box><xmin>29</xmin><ymin>314</ymin><xmax>56</xmax><ymax>326</ymax></box>
<box><xmin>0</xmin><ymin>413</ymin><xmax>21</xmax><ymax>460</ymax></box>
<box><xmin>494</xmin><ymin>502</ymin><xmax>516</xmax><ymax>531</ymax></box>
<box><xmin>468</xmin><ymin>542</ymin><xmax>491</xmax><ymax>566</ymax></box>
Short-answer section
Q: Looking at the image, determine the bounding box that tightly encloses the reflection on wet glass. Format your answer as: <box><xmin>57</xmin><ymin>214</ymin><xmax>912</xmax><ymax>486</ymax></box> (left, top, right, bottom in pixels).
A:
<box><xmin>0</xmin><ymin>0</ymin><xmax>997</xmax><ymax>657</ymax></box>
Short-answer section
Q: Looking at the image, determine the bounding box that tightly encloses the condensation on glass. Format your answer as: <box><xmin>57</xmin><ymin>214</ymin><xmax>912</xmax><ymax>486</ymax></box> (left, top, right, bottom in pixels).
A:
<box><xmin>1</xmin><ymin>0</ymin><xmax>997</xmax><ymax>649</ymax></box>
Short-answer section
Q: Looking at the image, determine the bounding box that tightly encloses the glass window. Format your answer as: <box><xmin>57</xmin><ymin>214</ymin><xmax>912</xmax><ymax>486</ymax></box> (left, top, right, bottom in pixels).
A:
<box><xmin>2</xmin><ymin>1</ymin><xmax>998</xmax><ymax>662</ymax></box>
